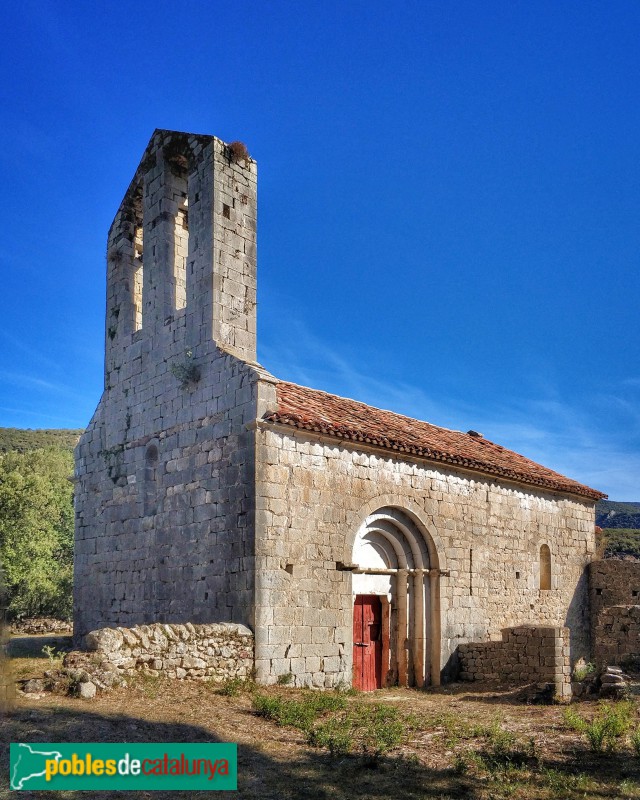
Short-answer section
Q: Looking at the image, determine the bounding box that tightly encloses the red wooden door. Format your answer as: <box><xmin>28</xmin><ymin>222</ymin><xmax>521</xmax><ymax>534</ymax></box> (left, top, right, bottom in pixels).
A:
<box><xmin>353</xmin><ymin>595</ymin><xmax>383</xmax><ymax>691</ymax></box>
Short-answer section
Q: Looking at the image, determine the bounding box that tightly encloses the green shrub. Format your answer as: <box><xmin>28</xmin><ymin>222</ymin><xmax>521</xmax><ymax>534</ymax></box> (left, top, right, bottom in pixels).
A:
<box><xmin>254</xmin><ymin>693</ymin><xmax>407</xmax><ymax>759</ymax></box>
<box><xmin>631</xmin><ymin>729</ymin><xmax>640</xmax><ymax>757</ymax></box>
<box><xmin>564</xmin><ymin>700</ymin><xmax>636</xmax><ymax>752</ymax></box>
<box><xmin>252</xmin><ymin>694</ymin><xmax>285</xmax><ymax>723</ymax></box>
<box><xmin>308</xmin><ymin>702</ymin><xmax>405</xmax><ymax>759</ymax></box>
<box><xmin>307</xmin><ymin>717</ymin><xmax>354</xmax><ymax>756</ymax></box>
<box><xmin>572</xmin><ymin>662</ymin><xmax>596</xmax><ymax>682</ymax></box>
<box><xmin>430</xmin><ymin>711</ymin><xmax>494</xmax><ymax>747</ymax></box>
<box><xmin>472</xmin><ymin>721</ymin><xmax>537</xmax><ymax>774</ymax></box>
<box><xmin>563</xmin><ymin>706</ymin><xmax>588</xmax><ymax>733</ymax></box>
<box><xmin>583</xmin><ymin>719</ymin><xmax>608</xmax><ymax>753</ymax></box>
<box><xmin>541</xmin><ymin>768</ymin><xmax>590</xmax><ymax>793</ymax></box>
<box><xmin>353</xmin><ymin>703</ymin><xmax>405</xmax><ymax>756</ymax></box>
<box><xmin>218</xmin><ymin>676</ymin><xmax>249</xmax><ymax>696</ymax></box>
<box><xmin>41</xmin><ymin>644</ymin><xmax>62</xmax><ymax>666</ymax></box>
<box><xmin>252</xmin><ymin>691</ymin><xmax>347</xmax><ymax>731</ymax></box>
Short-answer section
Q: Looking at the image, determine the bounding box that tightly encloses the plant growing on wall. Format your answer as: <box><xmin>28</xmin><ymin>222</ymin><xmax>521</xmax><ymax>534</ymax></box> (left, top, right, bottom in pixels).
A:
<box><xmin>170</xmin><ymin>349</ymin><xmax>201</xmax><ymax>389</ymax></box>
<box><xmin>226</xmin><ymin>141</ymin><xmax>250</xmax><ymax>164</ymax></box>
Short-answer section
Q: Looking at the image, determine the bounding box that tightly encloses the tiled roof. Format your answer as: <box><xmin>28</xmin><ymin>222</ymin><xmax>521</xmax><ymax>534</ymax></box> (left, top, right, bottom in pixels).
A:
<box><xmin>262</xmin><ymin>381</ymin><xmax>606</xmax><ymax>501</ymax></box>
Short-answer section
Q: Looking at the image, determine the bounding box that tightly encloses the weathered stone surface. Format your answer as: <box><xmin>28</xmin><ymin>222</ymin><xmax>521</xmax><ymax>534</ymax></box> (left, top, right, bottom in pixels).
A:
<box><xmin>601</xmin><ymin>673</ymin><xmax>625</xmax><ymax>684</ymax></box>
<box><xmin>23</xmin><ymin>679</ymin><xmax>46</xmax><ymax>694</ymax></box>
<box><xmin>589</xmin><ymin>561</ymin><xmax>640</xmax><ymax>670</ymax></box>
<box><xmin>458</xmin><ymin>626</ymin><xmax>571</xmax><ymax>700</ymax></box>
<box><xmin>78</xmin><ymin>681</ymin><xmax>97</xmax><ymax>699</ymax></box>
<box><xmin>73</xmin><ymin>131</ymin><xmax>261</xmax><ymax>643</ymax></box>
<box><xmin>594</xmin><ymin>604</ymin><xmax>640</xmax><ymax>669</ymax></box>
<box><xmin>85</xmin><ymin>628</ymin><xmax>124</xmax><ymax>653</ymax></box>
<box><xmin>78</xmin><ymin>623</ymin><xmax>253</xmax><ymax>683</ymax></box>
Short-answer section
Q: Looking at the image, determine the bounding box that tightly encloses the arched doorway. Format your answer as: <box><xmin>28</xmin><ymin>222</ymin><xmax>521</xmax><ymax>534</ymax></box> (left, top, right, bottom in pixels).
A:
<box><xmin>351</xmin><ymin>506</ymin><xmax>440</xmax><ymax>689</ymax></box>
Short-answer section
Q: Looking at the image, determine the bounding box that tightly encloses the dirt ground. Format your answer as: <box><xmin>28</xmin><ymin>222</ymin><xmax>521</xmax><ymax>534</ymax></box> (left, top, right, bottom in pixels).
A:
<box><xmin>2</xmin><ymin>635</ymin><xmax>640</xmax><ymax>799</ymax></box>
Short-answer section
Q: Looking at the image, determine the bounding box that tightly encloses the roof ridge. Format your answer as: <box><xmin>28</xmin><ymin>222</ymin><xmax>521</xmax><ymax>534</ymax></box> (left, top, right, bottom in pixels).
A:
<box><xmin>276</xmin><ymin>379</ymin><xmax>467</xmax><ymax>437</ymax></box>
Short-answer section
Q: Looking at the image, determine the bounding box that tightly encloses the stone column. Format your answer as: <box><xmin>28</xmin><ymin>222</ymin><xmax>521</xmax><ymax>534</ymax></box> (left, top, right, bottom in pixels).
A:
<box><xmin>430</xmin><ymin>571</ymin><xmax>441</xmax><ymax>687</ymax></box>
<box><xmin>396</xmin><ymin>569</ymin><xmax>408</xmax><ymax>686</ymax></box>
<box><xmin>412</xmin><ymin>573</ymin><xmax>425</xmax><ymax>687</ymax></box>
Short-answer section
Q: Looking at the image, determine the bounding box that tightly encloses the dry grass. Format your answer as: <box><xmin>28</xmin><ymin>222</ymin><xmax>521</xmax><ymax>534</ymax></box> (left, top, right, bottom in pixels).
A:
<box><xmin>3</xmin><ymin>636</ymin><xmax>640</xmax><ymax>799</ymax></box>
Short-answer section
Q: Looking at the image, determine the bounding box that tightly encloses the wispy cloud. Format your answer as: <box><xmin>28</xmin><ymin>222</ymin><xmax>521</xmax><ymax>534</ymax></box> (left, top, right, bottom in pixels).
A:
<box><xmin>0</xmin><ymin>370</ymin><xmax>75</xmax><ymax>396</ymax></box>
<box><xmin>0</xmin><ymin>331</ymin><xmax>65</xmax><ymax>373</ymax></box>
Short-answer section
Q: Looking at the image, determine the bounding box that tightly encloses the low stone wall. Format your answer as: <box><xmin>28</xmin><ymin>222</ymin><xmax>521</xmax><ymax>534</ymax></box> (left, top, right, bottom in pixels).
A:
<box><xmin>84</xmin><ymin>622</ymin><xmax>254</xmax><ymax>681</ymax></box>
<box><xmin>594</xmin><ymin>605</ymin><xmax>640</xmax><ymax>669</ymax></box>
<box><xmin>11</xmin><ymin>617</ymin><xmax>73</xmax><ymax>635</ymax></box>
<box><xmin>458</xmin><ymin>625</ymin><xmax>571</xmax><ymax>700</ymax></box>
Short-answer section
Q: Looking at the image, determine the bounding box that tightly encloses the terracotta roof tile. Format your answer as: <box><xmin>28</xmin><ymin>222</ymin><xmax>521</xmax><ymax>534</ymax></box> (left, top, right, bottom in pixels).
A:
<box><xmin>263</xmin><ymin>381</ymin><xmax>606</xmax><ymax>502</ymax></box>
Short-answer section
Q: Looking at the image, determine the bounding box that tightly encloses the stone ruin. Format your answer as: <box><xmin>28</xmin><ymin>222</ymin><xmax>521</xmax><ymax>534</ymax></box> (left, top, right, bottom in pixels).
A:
<box><xmin>458</xmin><ymin>625</ymin><xmax>572</xmax><ymax>701</ymax></box>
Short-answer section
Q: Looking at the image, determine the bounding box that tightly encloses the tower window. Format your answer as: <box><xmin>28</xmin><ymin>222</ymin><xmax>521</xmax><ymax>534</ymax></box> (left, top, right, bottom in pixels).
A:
<box><xmin>166</xmin><ymin>154</ymin><xmax>189</xmax><ymax>313</ymax></box>
<box><xmin>174</xmin><ymin>194</ymin><xmax>188</xmax><ymax>310</ymax></box>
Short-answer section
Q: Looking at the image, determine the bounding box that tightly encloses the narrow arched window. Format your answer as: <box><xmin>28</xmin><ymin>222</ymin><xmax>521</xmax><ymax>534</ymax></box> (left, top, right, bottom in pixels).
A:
<box><xmin>144</xmin><ymin>444</ymin><xmax>159</xmax><ymax>516</ymax></box>
<box><xmin>539</xmin><ymin>544</ymin><xmax>551</xmax><ymax>590</ymax></box>
<box><xmin>166</xmin><ymin>154</ymin><xmax>189</xmax><ymax>312</ymax></box>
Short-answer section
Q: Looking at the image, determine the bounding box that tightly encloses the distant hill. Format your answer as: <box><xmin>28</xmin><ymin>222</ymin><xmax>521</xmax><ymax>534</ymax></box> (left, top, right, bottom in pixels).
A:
<box><xmin>595</xmin><ymin>501</ymin><xmax>640</xmax><ymax>558</ymax></box>
<box><xmin>600</xmin><ymin>528</ymin><xmax>640</xmax><ymax>559</ymax></box>
<box><xmin>0</xmin><ymin>428</ymin><xmax>82</xmax><ymax>453</ymax></box>
<box><xmin>597</xmin><ymin>500</ymin><xmax>640</xmax><ymax>530</ymax></box>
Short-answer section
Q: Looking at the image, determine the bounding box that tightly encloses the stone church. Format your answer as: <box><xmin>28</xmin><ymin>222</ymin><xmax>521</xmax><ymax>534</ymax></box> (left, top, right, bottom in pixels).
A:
<box><xmin>74</xmin><ymin>129</ymin><xmax>605</xmax><ymax>690</ymax></box>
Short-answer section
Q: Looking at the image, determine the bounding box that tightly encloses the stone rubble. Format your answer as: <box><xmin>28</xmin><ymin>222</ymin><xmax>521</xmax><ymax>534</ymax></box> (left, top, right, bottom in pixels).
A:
<box><xmin>10</xmin><ymin>618</ymin><xmax>72</xmax><ymax>635</ymax></box>
<box><xmin>598</xmin><ymin>665</ymin><xmax>631</xmax><ymax>699</ymax></box>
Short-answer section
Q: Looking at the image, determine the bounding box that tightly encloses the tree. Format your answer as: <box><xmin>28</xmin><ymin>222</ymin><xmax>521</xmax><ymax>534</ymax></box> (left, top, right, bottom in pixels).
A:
<box><xmin>0</xmin><ymin>448</ymin><xmax>74</xmax><ymax>619</ymax></box>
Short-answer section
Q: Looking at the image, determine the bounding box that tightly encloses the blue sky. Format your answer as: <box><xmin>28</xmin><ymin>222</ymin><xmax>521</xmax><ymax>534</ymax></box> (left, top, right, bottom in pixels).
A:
<box><xmin>1</xmin><ymin>1</ymin><xmax>639</xmax><ymax>499</ymax></box>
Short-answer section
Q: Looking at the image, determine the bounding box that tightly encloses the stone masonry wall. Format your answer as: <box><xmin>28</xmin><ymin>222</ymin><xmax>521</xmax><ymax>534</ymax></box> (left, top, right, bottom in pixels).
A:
<box><xmin>84</xmin><ymin>622</ymin><xmax>254</xmax><ymax>681</ymax></box>
<box><xmin>74</xmin><ymin>131</ymin><xmax>270</xmax><ymax>641</ymax></box>
<box><xmin>588</xmin><ymin>559</ymin><xmax>640</xmax><ymax>637</ymax></box>
<box><xmin>458</xmin><ymin>625</ymin><xmax>572</xmax><ymax>699</ymax></box>
<box><xmin>254</xmin><ymin>426</ymin><xmax>595</xmax><ymax>687</ymax></box>
<box><xmin>594</xmin><ymin>606</ymin><xmax>640</xmax><ymax>668</ymax></box>
<box><xmin>588</xmin><ymin>561</ymin><xmax>640</xmax><ymax>668</ymax></box>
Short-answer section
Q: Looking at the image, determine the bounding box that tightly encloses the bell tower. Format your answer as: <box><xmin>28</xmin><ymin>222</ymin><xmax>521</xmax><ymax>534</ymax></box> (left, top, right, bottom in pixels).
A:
<box><xmin>104</xmin><ymin>129</ymin><xmax>257</xmax><ymax>389</ymax></box>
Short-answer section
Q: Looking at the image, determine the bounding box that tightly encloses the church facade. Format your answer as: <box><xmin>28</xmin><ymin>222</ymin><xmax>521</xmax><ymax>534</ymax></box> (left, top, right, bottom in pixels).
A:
<box><xmin>74</xmin><ymin>129</ymin><xmax>605</xmax><ymax>688</ymax></box>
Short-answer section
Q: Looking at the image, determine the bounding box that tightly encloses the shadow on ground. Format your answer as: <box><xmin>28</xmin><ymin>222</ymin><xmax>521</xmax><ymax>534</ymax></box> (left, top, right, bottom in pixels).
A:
<box><xmin>0</xmin><ymin>704</ymin><xmax>473</xmax><ymax>800</ymax></box>
<box><xmin>8</xmin><ymin>637</ymin><xmax>73</xmax><ymax>660</ymax></box>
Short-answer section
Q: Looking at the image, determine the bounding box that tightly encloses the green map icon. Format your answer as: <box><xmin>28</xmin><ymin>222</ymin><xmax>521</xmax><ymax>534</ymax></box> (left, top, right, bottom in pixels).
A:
<box><xmin>10</xmin><ymin>744</ymin><xmax>63</xmax><ymax>790</ymax></box>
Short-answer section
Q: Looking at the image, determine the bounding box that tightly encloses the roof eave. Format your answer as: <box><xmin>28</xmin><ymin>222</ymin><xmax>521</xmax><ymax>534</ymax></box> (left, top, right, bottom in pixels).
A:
<box><xmin>262</xmin><ymin>414</ymin><xmax>606</xmax><ymax>502</ymax></box>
